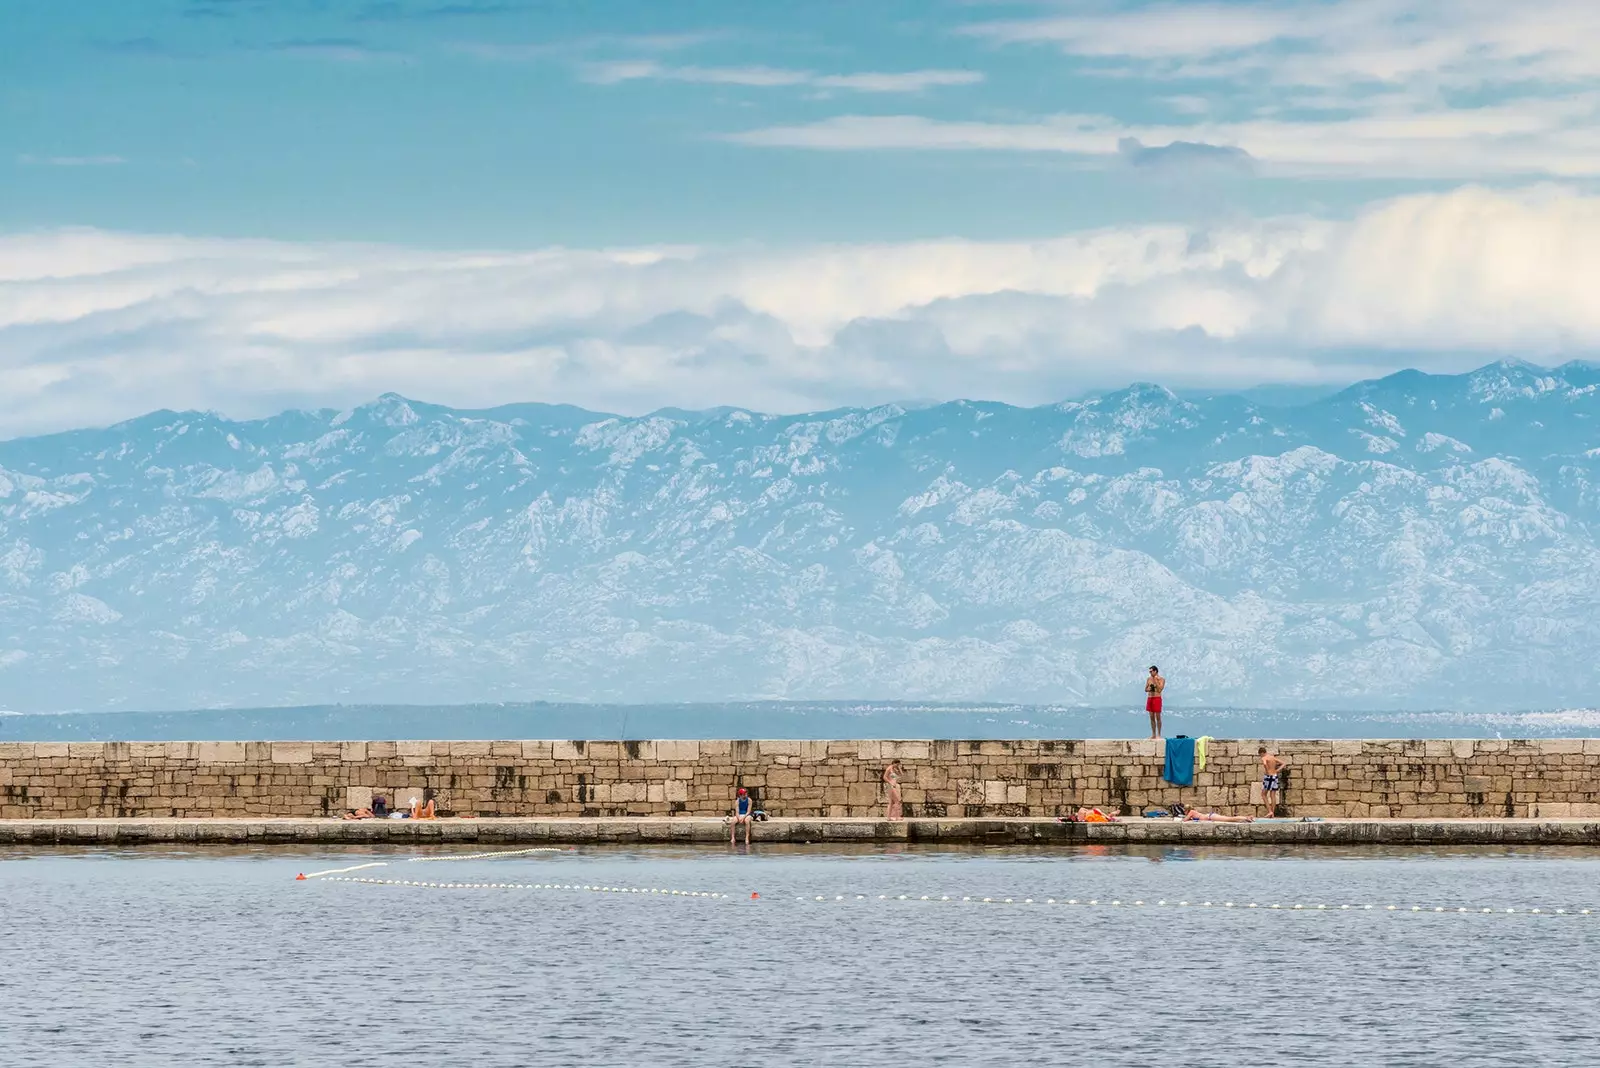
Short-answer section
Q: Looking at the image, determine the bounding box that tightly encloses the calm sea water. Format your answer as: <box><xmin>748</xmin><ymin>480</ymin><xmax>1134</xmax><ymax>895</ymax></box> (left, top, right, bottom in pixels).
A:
<box><xmin>4</xmin><ymin>700</ymin><xmax>1600</xmax><ymax>740</ymax></box>
<box><xmin>3</xmin><ymin>844</ymin><xmax>1598</xmax><ymax>1067</ymax></box>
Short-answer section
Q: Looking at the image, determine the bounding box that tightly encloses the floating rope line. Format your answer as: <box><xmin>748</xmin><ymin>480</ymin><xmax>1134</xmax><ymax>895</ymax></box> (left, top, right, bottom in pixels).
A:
<box><xmin>782</xmin><ymin>895</ymin><xmax>1595</xmax><ymax>915</ymax></box>
<box><xmin>407</xmin><ymin>847</ymin><xmax>569</xmax><ymax>863</ymax></box>
<box><xmin>320</xmin><ymin>877</ymin><xmax>726</xmax><ymax>897</ymax></box>
<box><xmin>299</xmin><ymin>862</ymin><xmax>391</xmax><ymax>880</ymax></box>
<box><xmin>297</xmin><ymin>847</ymin><xmax>570</xmax><ymax>879</ymax></box>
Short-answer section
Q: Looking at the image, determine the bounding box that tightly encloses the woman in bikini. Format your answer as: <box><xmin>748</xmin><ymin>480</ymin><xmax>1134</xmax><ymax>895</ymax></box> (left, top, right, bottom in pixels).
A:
<box><xmin>883</xmin><ymin>760</ymin><xmax>904</xmax><ymax>821</ymax></box>
<box><xmin>1182</xmin><ymin>808</ymin><xmax>1254</xmax><ymax>823</ymax></box>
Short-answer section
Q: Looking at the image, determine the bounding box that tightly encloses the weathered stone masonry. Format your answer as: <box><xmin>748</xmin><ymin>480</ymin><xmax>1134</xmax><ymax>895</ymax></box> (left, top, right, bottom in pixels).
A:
<box><xmin>3</xmin><ymin>738</ymin><xmax>1600</xmax><ymax>820</ymax></box>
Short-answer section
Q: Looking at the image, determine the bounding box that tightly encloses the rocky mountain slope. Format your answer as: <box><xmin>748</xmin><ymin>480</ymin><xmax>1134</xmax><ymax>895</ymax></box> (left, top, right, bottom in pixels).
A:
<box><xmin>1</xmin><ymin>359</ymin><xmax>1595</xmax><ymax>712</ymax></box>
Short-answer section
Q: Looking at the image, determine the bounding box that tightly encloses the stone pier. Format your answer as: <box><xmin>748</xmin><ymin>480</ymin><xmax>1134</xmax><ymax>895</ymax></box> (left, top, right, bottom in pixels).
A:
<box><xmin>3</xmin><ymin>738</ymin><xmax>1599</xmax><ymax>822</ymax></box>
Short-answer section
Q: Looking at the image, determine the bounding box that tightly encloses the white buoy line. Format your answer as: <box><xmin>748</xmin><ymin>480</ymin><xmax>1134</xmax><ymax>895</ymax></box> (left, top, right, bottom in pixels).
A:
<box><xmin>320</xmin><ymin>876</ymin><xmax>727</xmax><ymax>898</ymax></box>
<box><xmin>299</xmin><ymin>847</ymin><xmax>568</xmax><ymax>879</ymax></box>
<box><xmin>407</xmin><ymin>847</ymin><xmax>568</xmax><ymax>863</ymax></box>
<box><xmin>782</xmin><ymin>895</ymin><xmax>1596</xmax><ymax>916</ymax></box>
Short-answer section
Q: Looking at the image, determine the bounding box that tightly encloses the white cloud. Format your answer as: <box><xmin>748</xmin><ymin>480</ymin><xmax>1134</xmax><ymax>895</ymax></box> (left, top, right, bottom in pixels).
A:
<box><xmin>2</xmin><ymin>186</ymin><xmax>1599</xmax><ymax>436</ymax></box>
<box><xmin>727</xmin><ymin>93</ymin><xmax>1600</xmax><ymax>177</ymax></box>
<box><xmin>823</xmin><ymin>1</ymin><xmax>1600</xmax><ymax>179</ymax></box>
<box><xmin>581</xmin><ymin>60</ymin><xmax>982</xmax><ymax>92</ymax></box>
<box><xmin>963</xmin><ymin>0</ymin><xmax>1600</xmax><ymax>89</ymax></box>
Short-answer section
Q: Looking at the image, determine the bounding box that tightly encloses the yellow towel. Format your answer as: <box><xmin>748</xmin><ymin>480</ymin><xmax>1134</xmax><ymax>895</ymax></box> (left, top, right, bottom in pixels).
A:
<box><xmin>1196</xmin><ymin>735</ymin><xmax>1214</xmax><ymax>771</ymax></box>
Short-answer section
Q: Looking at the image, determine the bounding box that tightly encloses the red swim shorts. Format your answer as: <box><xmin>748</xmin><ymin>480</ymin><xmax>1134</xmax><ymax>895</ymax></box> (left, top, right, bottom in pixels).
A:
<box><xmin>1146</xmin><ymin>695</ymin><xmax>1163</xmax><ymax>714</ymax></box>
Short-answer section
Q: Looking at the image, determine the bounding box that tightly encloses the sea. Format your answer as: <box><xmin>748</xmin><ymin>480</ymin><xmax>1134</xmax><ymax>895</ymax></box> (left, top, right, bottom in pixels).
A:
<box><xmin>4</xmin><ymin>842</ymin><xmax>1597</xmax><ymax>1066</ymax></box>
<box><xmin>1</xmin><ymin>700</ymin><xmax>1598</xmax><ymax>741</ymax></box>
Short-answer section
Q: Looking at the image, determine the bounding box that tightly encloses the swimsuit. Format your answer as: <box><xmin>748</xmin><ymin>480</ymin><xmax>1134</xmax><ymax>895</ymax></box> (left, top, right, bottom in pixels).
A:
<box><xmin>1146</xmin><ymin>694</ymin><xmax>1162</xmax><ymax>714</ymax></box>
<box><xmin>1262</xmin><ymin>773</ymin><xmax>1281</xmax><ymax>792</ymax></box>
<box><xmin>736</xmin><ymin>797</ymin><xmax>751</xmax><ymax>817</ymax></box>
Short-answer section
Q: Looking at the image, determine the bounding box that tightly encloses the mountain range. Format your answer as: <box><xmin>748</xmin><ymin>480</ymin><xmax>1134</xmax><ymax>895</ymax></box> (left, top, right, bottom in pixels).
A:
<box><xmin>1</xmin><ymin>359</ymin><xmax>1595</xmax><ymax>713</ymax></box>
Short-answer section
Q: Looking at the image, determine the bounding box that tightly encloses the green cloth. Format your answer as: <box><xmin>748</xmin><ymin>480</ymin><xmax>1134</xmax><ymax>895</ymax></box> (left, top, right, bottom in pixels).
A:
<box><xmin>1196</xmin><ymin>735</ymin><xmax>1214</xmax><ymax>771</ymax></box>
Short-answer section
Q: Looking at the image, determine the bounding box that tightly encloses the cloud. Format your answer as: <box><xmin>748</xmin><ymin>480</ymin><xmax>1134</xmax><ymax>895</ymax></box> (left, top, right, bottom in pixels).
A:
<box><xmin>18</xmin><ymin>155</ymin><xmax>127</xmax><ymax>167</ymax></box>
<box><xmin>726</xmin><ymin>95</ymin><xmax>1600</xmax><ymax>178</ymax></box>
<box><xmin>1117</xmin><ymin>137</ymin><xmax>1255</xmax><ymax>172</ymax></box>
<box><xmin>961</xmin><ymin>0</ymin><xmax>1600</xmax><ymax>89</ymax></box>
<box><xmin>934</xmin><ymin>1</ymin><xmax>1600</xmax><ymax>179</ymax></box>
<box><xmin>580</xmin><ymin>60</ymin><xmax>982</xmax><ymax>92</ymax></box>
<box><xmin>3</xmin><ymin>186</ymin><xmax>1599</xmax><ymax>436</ymax></box>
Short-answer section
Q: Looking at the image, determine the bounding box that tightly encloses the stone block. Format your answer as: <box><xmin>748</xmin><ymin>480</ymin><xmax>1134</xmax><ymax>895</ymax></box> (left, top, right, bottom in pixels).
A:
<box><xmin>339</xmin><ymin>742</ymin><xmax>367</xmax><ymax>763</ymax></box>
<box><xmin>197</xmin><ymin>742</ymin><xmax>247</xmax><ymax>764</ymax></box>
<box><xmin>345</xmin><ymin>786</ymin><xmax>373</xmax><ymax>811</ymax></box>
<box><xmin>270</xmin><ymin>743</ymin><xmax>314</xmax><ymax>765</ymax></box>
<box><xmin>983</xmin><ymin>780</ymin><xmax>1009</xmax><ymax>805</ymax></box>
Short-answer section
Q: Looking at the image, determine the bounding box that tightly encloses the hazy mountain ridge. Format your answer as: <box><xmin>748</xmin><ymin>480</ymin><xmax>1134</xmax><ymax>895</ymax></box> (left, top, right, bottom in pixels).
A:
<box><xmin>1</xmin><ymin>359</ymin><xmax>1596</xmax><ymax>711</ymax></box>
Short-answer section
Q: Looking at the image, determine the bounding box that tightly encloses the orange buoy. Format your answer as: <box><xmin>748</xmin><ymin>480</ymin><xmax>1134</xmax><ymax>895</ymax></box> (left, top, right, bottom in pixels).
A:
<box><xmin>750</xmin><ymin>892</ymin><xmax>759</xmax><ymax>899</ymax></box>
<box><xmin>295</xmin><ymin>873</ymin><xmax>307</xmax><ymax>880</ymax></box>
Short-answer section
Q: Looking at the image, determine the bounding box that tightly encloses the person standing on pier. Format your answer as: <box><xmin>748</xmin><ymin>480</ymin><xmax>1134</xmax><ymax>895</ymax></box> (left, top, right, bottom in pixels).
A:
<box><xmin>883</xmin><ymin>760</ymin><xmax>904</xmax><ymax>821</ymax></box>
<box><xmin>1259</xmin><ymin>746</ymin><xmax>1287</xmax><ymax>815</ymax></box>
<box><xmin>1145</xmin><ymin>666</ymin><xmax>1165</xmax><ymax>739</ymax></box>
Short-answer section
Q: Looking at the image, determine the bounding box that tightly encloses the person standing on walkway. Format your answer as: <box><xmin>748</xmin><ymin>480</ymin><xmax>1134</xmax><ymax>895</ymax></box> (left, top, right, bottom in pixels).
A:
<box><xmin>883</xmin><ymin>760</ymin><xmax>904</xmax><ymax>821</ymax></box>
<box><xmin>1145</xmin><ymin>666</ymin><xmax>1165</xmax><ymax>739</ymax></box>
<box><xmin>1259</xmin><ymin>746</ymin><xmax>1287</xmax><ymax>815</ymax></box>
<box><xmin>730</xmin><ymin>787</ymin><xmax>754</xmax><ymax>845</ymax></box>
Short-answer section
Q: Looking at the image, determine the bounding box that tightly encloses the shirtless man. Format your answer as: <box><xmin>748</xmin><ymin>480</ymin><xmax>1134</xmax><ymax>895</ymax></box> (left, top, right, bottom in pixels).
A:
<box><xmin>1144</xmin><ymin>666</ymin><xmax>1165</xmax><ymax>739</ymax></box>
<box><xmin>1259</xmin><ymin>746</ymin><xmax>1287</xmax><ymax>815</ymax></box>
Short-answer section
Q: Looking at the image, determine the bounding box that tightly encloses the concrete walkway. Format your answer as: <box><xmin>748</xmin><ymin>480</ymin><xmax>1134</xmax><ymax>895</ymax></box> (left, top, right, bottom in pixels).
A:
<box><xmin>5</xmin><ymin>816</ymin><xmax>1600</xmax><ymax>846</ymax></box>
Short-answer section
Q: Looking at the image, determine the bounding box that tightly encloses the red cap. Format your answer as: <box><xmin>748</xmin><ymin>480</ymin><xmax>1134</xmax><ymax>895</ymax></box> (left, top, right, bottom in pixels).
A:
<box><xmin>737</xmin><ymin>787</ymin><xmax>747</xmax><ymax>795</ymax></box>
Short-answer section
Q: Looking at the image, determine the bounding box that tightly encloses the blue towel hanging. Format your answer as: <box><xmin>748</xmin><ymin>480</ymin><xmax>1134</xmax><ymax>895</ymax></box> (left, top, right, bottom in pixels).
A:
<box><xmin>1163</xmin><ymin>736</ymin><xmax>1196</xmax><ymax>786</ymax></box>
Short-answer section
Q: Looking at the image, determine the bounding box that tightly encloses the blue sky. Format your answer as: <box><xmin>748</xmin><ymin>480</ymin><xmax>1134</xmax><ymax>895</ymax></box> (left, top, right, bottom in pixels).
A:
<box><xmin>3</xmin><ymin>0</ymin><xmax>1600</xmax><ymax>434</ymax></box>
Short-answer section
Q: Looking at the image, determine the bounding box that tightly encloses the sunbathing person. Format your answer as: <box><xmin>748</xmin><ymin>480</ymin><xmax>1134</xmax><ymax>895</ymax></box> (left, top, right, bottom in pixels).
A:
<box><xmin>409</xmin><ymin>797</ymin><xmax>437</xmax><ymax>820</ymax></box>
<box><xmin>1182</xmin><ymin>808</ymin><xmax>1254</xmax><ymax>823</ymax></box>
<box><xmin>341</xmin><ymin>807</ymin><xmax>374</xmax><ymax>820</ymax></box>
<box><xmin>1057</xmin><ymin>807</ymin><xmax>1118</xmax><ymax>823</ymax></box>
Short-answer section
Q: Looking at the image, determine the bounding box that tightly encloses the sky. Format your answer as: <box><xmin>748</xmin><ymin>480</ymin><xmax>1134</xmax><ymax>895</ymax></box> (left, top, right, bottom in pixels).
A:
<box><xmin>4</xmin><ymin>0</ymin><xmax>1600</xmax><ymax>436</ymax></box>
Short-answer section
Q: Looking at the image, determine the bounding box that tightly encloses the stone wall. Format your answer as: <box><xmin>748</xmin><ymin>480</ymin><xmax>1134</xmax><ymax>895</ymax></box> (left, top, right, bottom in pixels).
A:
<box><xmin>3</xmin><ymin>738</ymin><xmax>1600</xmax><ymax>820</ymax></box>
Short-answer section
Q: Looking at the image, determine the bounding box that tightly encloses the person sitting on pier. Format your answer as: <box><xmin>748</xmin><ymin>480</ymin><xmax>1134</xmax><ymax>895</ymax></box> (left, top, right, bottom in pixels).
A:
<box><xmin>409</xmin><ymin>796</ymin><xmax>436</xmax><ymax>820</ymax></box>
<box><xmin>730</xmin><ymin>787</ymin><xmax>754</xmax><ymax>845</ymax></box>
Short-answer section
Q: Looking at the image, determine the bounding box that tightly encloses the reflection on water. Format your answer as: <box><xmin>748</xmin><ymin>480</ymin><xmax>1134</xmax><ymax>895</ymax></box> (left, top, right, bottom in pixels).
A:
<box><xmin>5</xmin><ymin>845</ymin><xmax>1599</xmax><ymax>1066</ymax></box>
